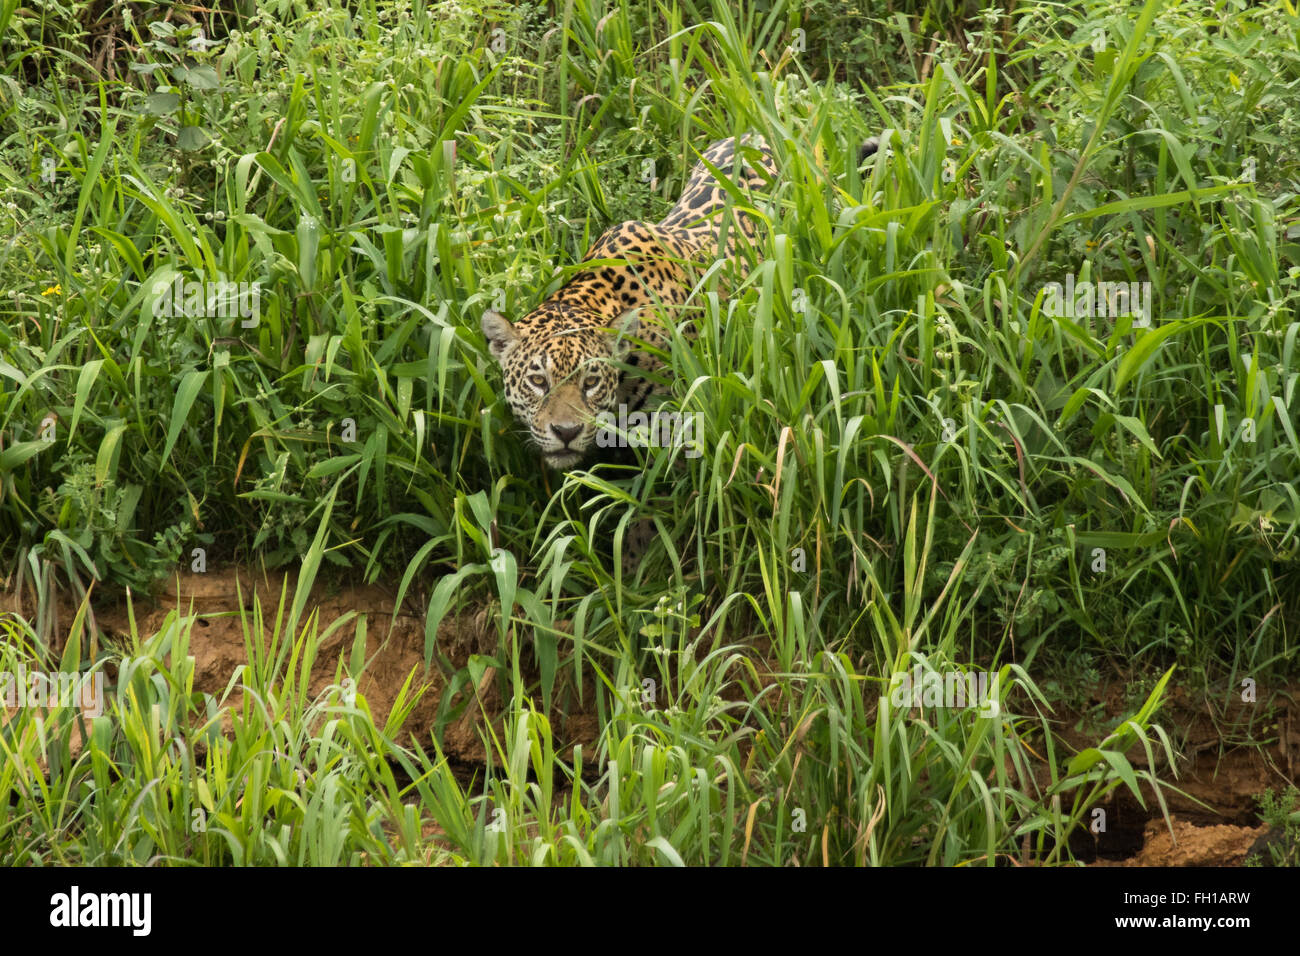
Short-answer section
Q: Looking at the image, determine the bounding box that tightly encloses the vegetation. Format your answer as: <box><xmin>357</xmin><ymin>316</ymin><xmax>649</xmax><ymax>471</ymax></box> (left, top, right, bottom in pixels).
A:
<box><xmin>0</xmin><ymin>0</ymin><xmax>1296</xmax><ymax>865</ymax></box>
<box><xmin>1244</xmin><ymin>786</ymin><xmax>1300</xmax><ymax>867</ymax></box>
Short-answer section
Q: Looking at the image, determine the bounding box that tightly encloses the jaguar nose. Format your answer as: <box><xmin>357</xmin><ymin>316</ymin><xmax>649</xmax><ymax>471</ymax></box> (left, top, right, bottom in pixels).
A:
<box><xmin>550</xmin><ymin>423</ymin><xmax>583</xmax><ymax>445</ymax></box>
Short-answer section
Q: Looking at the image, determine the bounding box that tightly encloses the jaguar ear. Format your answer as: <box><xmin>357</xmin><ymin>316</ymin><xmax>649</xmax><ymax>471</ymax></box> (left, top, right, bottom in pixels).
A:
<box><xmin>609</xmin><ymin>308</ymin><xmax>640</xmax><ymax>360</ymax></box>
<box><xmin>481</xmin><ymin>310</ymin><xmax>518</xmax><ymax>363</ymax></box>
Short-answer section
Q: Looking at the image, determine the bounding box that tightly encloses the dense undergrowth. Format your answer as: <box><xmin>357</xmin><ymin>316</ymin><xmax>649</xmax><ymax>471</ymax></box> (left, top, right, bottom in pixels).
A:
<box><xmin>0</xmin><ymin>0</ymin><xmax>1296</xmax><ymax>864</ymax></box>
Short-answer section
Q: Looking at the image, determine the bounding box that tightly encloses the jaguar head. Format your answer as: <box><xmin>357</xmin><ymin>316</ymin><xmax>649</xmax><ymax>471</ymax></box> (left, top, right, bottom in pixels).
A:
<box><xmin>481</xmin><ymin>307</ymin><xmax>639</xmax><ymax>469</ymax></box>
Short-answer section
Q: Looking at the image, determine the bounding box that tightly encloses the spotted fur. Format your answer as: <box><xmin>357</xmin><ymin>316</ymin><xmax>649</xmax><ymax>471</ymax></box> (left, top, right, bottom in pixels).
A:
<box><xmin>481</xmin><ymin>134</ymin><xmax>780</xmax><ymax>469</ymax></box>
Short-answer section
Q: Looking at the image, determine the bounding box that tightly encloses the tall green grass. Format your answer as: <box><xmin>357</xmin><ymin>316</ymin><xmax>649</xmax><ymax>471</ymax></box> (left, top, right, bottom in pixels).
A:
<box><xmin>0</xmin><ymin>512</ymin><xmax>1177</xmax><ymax>865</ymax></box>
<box><xmin>1</xmin><ymin>0</ymin><xmax>1297</xmax><ymax>863</ymax></box>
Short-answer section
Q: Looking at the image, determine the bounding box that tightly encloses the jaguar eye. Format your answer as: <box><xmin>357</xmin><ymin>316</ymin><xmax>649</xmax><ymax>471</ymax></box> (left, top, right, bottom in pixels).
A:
<box><xmin>528</xmin><ymin>374</ymin><xmax>547</xmax><ymax>389</ymax></box>
<box><xmin>582</xmin><ymin>375</ymin><xmax>601</xmax><ymax>391</ymax></box>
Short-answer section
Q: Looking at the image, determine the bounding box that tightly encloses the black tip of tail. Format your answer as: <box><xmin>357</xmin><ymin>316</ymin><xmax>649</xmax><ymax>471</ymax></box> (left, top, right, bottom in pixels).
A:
<box><xmin>858</xmin><ymin>138</ymin><xmax>880</xmax><ymax>163</ymax></box>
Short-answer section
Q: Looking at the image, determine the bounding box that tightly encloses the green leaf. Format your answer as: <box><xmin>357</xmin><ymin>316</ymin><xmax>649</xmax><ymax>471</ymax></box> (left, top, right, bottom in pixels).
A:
<box><xmin>489</xmin><ymin>548</ymin><xmax>518</xmax><ymax>635</ymax></box>
<box><xmin>307</xmin><ymin>454</ymin><xmax>361</xmax><ymax>479</ymax></box>
<box><xmin>645</xmin><ymin>836</ymin><xmax>685</xmax><ymax>866</ymax></box>
<box><xmin>287</xmin><ymin>484</ymin><xmax>338</xmax><ymax>640</ymax></box>
<box><xmin>1066</xmin><ymin>747</ymin><xmax>1104</xmax><ymax>777</ymax></box>
<box><xmin>161</xmin><ymin>369</ymin><xmax>209</xmax><ymax>465</ymax></box>
<box><xmin>142</xmin><ymin>92</ymin><xmax>179</xmax><ymax>115</ymax></box>
<box><xmin>69</xmin><ymin>360</ymin><xmax>104</xmax><ymax>442</ymax></box>
<box><xmin>424</xmin><ymin>564</ymin><xmax>487</xmax><ymax>667</ymax></box>
<box><xmin>1099</xmin><ymin>749</ymin><xmax>1144</xmax><ymax>806</ymax></box>
<box><xmin>177</xmin><ymin>126</ymin><xmax>209</xmax><ymax>150</ymax></box>
<box><xmin>297</xmin><ymin>213</ymin><xmax>321</xmax><ymax>291</ymax></box>
<box><xmin>1109</xmin><ymin>413</ymin><xmax>1162</xmax><ymax>458</ymax></box>
<box><xmin>181</xmin><ymin>65</ymin><xmax>220</xmax><ymax>90</ymax></box>
<box><xmin>1115</xmin><ymin>320</ymin><xmax>1189</xmax><ymax>394</ymax></box>
<box><xmin>1059</xmin><ymin>184</ymin><xmax>1245</xmax><ymax>224</ymax></box>
<box><xmin>1058</xmin><ymin>386</ymin><xmax>1109</xmax><ymax>427</ymax></box>
<box><xmin>0</xmin><ymin>440</ymin><xmax>48</xmax><ymax>473</ymax></box>
<box><xmin>95</xmin><ymin>422</ymin><xmax>129</xmax><ymax>484</ymax></box>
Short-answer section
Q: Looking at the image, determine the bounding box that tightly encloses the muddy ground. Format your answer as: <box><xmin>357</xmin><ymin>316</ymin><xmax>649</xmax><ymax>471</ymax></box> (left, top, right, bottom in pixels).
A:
<box><xmin>3</xmin><ymin>566</ymin><xmax>1295</xmax><ymax>866</ymax></box>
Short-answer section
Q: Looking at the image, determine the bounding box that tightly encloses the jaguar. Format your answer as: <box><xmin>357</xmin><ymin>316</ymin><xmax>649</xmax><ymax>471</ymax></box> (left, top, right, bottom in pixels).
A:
<box><xmin>481</xmin><ymin>134</ymin><xmax>879</xmax><ymax>470</ymax></box>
